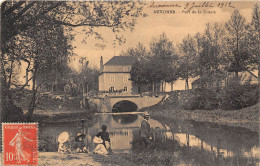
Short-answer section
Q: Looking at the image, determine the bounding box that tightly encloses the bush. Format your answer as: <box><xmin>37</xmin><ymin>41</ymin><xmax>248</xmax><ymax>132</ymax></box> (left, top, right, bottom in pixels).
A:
<box><xmin>220</xmin><ymin>82</ymin><xmax>259</xmax><ymax>110</ymax></box>
<box><xmin>177</xmin><ymin>88</ymin><xmax>219</xmax><ymax>110</ymax></box>
<box><xmin>164</xmin><ymin>82</ymin><xmax>258</xmax><ymax>110</ymax></box>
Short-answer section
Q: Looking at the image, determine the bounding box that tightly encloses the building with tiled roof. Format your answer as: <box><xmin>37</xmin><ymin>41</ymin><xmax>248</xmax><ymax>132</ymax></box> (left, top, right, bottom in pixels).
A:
<box><xmin>104</xmin><ymin>56</ymin><xmax>136</xmax><ymax>66</ymax></box>
<box><xmin>98</xmin><ymin>56</ymin><xmax>139</xmax><ymax>93</ymax></box>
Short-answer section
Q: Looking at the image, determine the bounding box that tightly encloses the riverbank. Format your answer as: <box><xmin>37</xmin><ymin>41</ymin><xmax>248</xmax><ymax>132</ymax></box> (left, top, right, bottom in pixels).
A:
<box><xmin>38</xmin><ymin>151</ymin><xmax>183</xmax><ymax>166</ymax></box>
<box><xmin>142</xmin><ymin>102</ymin><xmax>259</xmax><ymax>132</ymax></box>
<box><xmin>38</xmin><ymin>152</ymin><xmax>164</xmax><ymax>166</ymax></box>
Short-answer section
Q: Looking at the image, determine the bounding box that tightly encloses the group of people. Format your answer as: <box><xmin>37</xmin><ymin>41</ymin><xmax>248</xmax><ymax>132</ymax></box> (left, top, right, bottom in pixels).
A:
<box><xmin>58</xmin><ymin>112</ymin><xmax>152</xmax><ymax>154</ymax></box>
<box><xmin>57</xmin><ymin>125</ymin><xmax>111</xmax><ymax>155</ymax></box>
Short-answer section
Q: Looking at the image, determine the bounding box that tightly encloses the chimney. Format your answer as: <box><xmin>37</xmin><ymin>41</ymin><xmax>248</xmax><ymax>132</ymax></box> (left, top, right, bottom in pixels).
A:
<box><xmin>100</xmin><ymin>56</ymin><xmax>103</xmax><ymax>72</ymax></box>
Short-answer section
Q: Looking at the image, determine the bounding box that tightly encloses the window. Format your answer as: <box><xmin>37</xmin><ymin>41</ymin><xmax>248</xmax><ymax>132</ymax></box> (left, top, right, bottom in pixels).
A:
<box><xmin>123</xmin><ymin>86</ymin><xmax>128</xmax><ymax>91</ymax></box>
<box><xmin>110</xmin><ymin>75</ymin><xmax>115</xmax><ymax>82</ymax></box>
<box><xmin>123</xmin><ymin>76</ymin><xmax>129</xmax><ymax>82</ymax></box>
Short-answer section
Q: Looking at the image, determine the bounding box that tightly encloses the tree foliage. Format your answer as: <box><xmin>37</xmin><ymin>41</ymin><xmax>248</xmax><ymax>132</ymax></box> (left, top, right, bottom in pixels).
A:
<box><xmin>224</xmin><ymin>10</ymin><xmax>250</xmax><ymax>76</ymax></box>
<box><xmin>129</xmin><ymin>34</ymin><xmax>178</xmax><ymax>90</ymax></box>
<box><xmin>1</xmin><ymin>1</ymin><xmax>145</xmax><ymax>121</ymax></box>
<box><xmin>248</xmin><ymin>4</ymin><xmax>260</xmax><ymax>80</ymax></box>
<box><xmin>177</xmin><ymin>34</ymin><xmax>198</xmax><ymax>89</ymax></box>
<box><xmin>128</xmin><ymin>6</ymin><xmax>259</xmax><ymax>92</ymax></box>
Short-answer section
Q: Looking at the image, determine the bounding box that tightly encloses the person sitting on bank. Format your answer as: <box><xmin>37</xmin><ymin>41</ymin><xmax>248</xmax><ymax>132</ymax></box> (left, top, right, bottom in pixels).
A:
<box><xmin>93</xmin><ymin>125</ymin><xmax>111</xmax><ymax>155</ymax></box>
<box><xmin>57</xmin><ymin>132</ymin><xmax>71</xmax><ymax>153</ymax></box>
<box><xmin>139</xmin><ymin>112</ymin><xmax>152</xmax><ymax>150</ymax></box>
<box><xmin>74</xmin><ymin>133</ymin><xmax>88</xmax><ymax>153</ymax></box>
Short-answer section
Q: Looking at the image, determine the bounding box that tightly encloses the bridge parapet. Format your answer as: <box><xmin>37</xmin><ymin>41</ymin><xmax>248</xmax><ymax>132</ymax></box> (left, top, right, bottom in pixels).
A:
<box><xmin>89</xmin><ymin>95</ymin><xmax>164</xmax><ymax>112</ymax></box>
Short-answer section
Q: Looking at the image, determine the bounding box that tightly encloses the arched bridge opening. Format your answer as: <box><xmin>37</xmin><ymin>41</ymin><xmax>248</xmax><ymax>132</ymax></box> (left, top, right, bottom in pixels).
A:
<box><xmin>112</xmin><ymin>100</ymin><xmax>138</xmax><ymax>113</ymax></box>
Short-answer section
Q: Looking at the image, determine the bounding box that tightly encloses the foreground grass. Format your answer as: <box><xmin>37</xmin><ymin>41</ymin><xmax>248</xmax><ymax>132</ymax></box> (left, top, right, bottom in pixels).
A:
<box><xmin>38</xmin><ymin>150</ymin><xmax>183</xmax><ymax>166</ymax></box>
<box><xmin>38</xmin><ymin>152</ymin><xmax>101</xmax><ymax>166</ymax></box>
<box><xmin>142</xmin><ymin>102</ymin><xmax>259</xmax><ymax>132</ymax></box>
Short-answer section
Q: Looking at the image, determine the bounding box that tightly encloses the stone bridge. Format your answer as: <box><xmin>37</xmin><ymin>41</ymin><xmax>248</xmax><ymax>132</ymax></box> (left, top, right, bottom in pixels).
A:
<box><xmin>88</xmin><ymin>95</ymin><xmax>164</xmax><ymax>112</ymax></box>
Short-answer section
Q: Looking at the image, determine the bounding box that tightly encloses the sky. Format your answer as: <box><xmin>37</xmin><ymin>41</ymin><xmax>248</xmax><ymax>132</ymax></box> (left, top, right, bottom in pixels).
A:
<box><xmin>67</xmin><ymin>1</ymin><xmax>257</xmax><ymax>71</ymax></box>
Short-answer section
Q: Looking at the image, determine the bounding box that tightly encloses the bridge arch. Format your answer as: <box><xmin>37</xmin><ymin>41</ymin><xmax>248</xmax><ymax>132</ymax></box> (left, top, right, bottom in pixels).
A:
<box><xmin>112</xmin><ymin>100</ymin><xmax>138</xmax><ymax>113</ymax></box>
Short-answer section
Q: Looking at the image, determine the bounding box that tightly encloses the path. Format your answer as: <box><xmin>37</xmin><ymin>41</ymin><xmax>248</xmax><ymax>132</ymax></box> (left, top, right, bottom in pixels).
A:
<box><xmin>38</xmin><ymin>152</ymin><xmax>101</xmax><ymax>166</ymax></box>
<box><xmin>38</xmin><ymin>152</ymin><xmax>137</xmax><ymax>166</ymax></box>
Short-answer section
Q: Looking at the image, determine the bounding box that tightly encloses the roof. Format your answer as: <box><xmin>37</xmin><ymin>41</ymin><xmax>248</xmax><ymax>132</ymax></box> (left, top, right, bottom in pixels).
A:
<box><xmin>104</xmin><ymin>56</ymin><xmax>137</xmax><ymax>66</ymax></box>
<box><xmin>192</xmin><ymin>78</ymin><xmax>202</xmax><ymax>85</ymax></box>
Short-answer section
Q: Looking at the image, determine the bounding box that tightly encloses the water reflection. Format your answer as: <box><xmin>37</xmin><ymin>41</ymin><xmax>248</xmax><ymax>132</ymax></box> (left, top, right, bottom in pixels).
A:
<box><xmin>39</xmin><ymin>113</ymin><xmax>259</xmax><ymax>165</ymax></box>
<box><xmin>112</xmin><ymin>114</ymin><xmax>138</xmax><ymax>124</ymax></box>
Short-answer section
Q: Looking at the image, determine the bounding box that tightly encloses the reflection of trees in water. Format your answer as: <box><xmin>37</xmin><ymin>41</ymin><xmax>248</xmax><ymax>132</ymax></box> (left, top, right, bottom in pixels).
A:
<box><xmin>161</xmin><ymin>120</ymin><xmax>259</xmax><ymax>164</ymax></box>
<box><xmin>112</xmin><ymin>114</ymin><xmax>138</xmax><ymax>124</ymax></box>
<box><xmin>177</xmin><ymin>145</ymin><xmax>257</xmax><ymax>166</ymax></box>
<box><xmin>132</xmin><ymin>129</ymin><xmax>258</xmax><ymax>166</ymax></box>
<box><xmin>112</xmin><ymin>100</ymin><xmax>138</xmax><ymax>113</ymax></box>
<box><xmin>187</xmin><ymin>121</ymin><xmax>259</xmax><ymax>154</ymax></box>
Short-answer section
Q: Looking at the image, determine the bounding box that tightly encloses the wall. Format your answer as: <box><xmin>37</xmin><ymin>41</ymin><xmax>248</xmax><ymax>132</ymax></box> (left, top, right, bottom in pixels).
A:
<box><xmin>103</xmin><ymin>65</ymin><xmax>131</xmax><ymax>72</ymax></box>
<box><xmin>99</xmin><ymin>73</ymin><xmax>132</xmax><ymax>92</ymax></box>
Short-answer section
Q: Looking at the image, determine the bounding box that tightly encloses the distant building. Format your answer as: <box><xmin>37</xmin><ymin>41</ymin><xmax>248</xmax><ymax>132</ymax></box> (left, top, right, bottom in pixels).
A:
<box><xmin>99</xmin><ymin>56</ymin><xmax>139</xmax><ymax>93</ymax></box>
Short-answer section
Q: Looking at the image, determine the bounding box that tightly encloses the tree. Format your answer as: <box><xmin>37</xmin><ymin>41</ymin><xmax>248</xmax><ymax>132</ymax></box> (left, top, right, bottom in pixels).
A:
<box><xmin>194</xmin><ymin>24</ymin><xmax>226</xmax><ymax>88</ymax></box>
<box><xmin>10</xmin><ymin>18</ymin><xmax>72</xmax><ymax>120</ymax></box>
<box><xmin>248</xmin><ymin>4</ymin><xmax>260</xmax><ymax>85</ymax></box>
<box><xmin>121</xmin><ymin>43</ymin><xmax>148</xmax><ymax>61</ymax></box>
<box><xmin>224</xmin><ymin>10</ymin><xmax>250</xmax><ymax>79</ymax></box>
<box><xmin>177</xmin><ymin>34</ymin><xmax>198</xmax><ymax>90</ymax></box>
<box><xmin>1</xmin><ymin>1</ymin><xmax>145</xmax><ymax>121</ymax></box>
<box><xmin>130</xmin><ymin>60</ymin><xmax>151</xmax><ymax>86</ymax></box>
<box><xmin>149</xmin><ymin>33</ymin><xmax>177</xmax><ymax>91</ymax></box>
<box><xmin>126</xmin><ymin>44</ymin><xmax>151</xmax><ymax>90</ymax></box>
<box><xmin>129</xmin><ymin>34</ymin><xmax>177</xmax><ymax>92</ymax></box>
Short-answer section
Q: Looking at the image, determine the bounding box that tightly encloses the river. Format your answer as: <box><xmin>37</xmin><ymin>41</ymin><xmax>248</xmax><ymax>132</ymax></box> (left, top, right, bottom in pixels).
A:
<box><xmin>39</xmin><ymin>112</ymin><xmax>259</xmax><ymax>165</ymax></box>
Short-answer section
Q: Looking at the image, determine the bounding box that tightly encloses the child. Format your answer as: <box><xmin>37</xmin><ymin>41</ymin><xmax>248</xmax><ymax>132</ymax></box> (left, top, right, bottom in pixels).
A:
<box><xmin>74</xmin><ymin>133</ymin><xmax>88</xmax><ymax>153</ymax></box>
<box><xmin>58</xmin><ymin>142</ymin><xmax>70</xmax><ymax>153</ymax></box>
<box><xmin>57</xmin><ymin>131</ymin><xmax>71</xmax><ymax>153</ymax></box>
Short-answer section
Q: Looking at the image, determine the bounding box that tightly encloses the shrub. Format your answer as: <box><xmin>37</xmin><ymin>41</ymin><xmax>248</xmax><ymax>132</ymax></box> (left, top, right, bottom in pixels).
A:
<box><xmin>220</xmin><ymin>82</ymin><xmax>259</xmax><ymax>110</ymax></box>
<box><xmin>161</xmin><ymin>82</ymin><xmax>258</xmax><ymax>111</ymax></box>
<box><xmin>177</xmin><ymin>88</ymin><xmax>219</xmax><ymax>110</ymax></box>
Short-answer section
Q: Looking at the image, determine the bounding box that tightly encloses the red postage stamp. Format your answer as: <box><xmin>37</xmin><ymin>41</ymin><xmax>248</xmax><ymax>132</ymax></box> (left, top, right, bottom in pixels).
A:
<box><xmin>2</xmin><ymin>123</ymin><xmax>38</xmax><ymax>165</ymax></box>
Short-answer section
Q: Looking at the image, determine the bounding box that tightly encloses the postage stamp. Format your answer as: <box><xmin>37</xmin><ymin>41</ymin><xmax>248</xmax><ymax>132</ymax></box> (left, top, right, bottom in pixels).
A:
<box><xmin>2</xmin><ymin>123</ymin><xmax>38</xmax><ymax>165</ymax></box>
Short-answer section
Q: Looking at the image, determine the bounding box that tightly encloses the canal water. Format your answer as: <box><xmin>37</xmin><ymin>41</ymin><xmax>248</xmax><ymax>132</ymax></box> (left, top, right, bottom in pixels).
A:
<box><xmin>39</xmin><ymin>113</ymin><xmax>259</xmax><ymax>165</ymax></box>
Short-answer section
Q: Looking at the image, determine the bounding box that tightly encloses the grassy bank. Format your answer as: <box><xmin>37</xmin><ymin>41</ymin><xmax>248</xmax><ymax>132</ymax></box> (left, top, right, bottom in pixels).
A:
<box><xmin>38</xmin><ymin>150</ymin><xmax>183</xmax><ymax>166</ymax></box>
<box><xmin>38</xmin><ymin>145</ymin><xmax>257</xmax><ymax>166</ymax></box>
<box><xmin>142</xmin><ymin>102</ymin><xmax>259</xmax><ymax>132</ymax></box>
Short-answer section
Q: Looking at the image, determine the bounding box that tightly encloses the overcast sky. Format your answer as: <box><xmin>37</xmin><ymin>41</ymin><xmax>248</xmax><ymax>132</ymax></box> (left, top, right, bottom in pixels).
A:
<box><xmin>69</xmin><ymin>1</ymin><xmax>256</xmax><ymax>71</ymax></box>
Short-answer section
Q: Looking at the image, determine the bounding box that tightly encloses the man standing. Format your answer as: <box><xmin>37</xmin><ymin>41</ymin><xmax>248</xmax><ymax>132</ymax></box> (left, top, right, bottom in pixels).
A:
<box><xmin>139</xmin><ymin>112</ymin><xmax>152</xmax><ymax>150</ymax></box>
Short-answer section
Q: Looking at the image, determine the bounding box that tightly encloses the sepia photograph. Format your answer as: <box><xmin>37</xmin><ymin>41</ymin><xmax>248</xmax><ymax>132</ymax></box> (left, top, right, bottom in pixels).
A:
<box><xmin>1</xmin><ymin>0</ymin><xmax>259</xmax><ymax>165</ymax></box>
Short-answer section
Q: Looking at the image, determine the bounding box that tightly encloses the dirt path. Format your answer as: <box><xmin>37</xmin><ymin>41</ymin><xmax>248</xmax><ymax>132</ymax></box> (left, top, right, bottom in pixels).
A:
<box><xmin>38</xmin><ymin>152</ymin><xmax>102</xmax><ymax>166</ymax></box>
<box><xmin>38</xmin><ymin>152</ymin><xmax>137</xmax><ymax>166</ymax></box>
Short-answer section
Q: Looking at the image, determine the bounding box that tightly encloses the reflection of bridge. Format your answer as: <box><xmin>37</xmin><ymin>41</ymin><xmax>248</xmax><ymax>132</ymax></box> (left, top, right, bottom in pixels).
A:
<box><xmin>89</xmin><ymin>95</ymin><xmax>164</xmax><ymax>112</ymax></box>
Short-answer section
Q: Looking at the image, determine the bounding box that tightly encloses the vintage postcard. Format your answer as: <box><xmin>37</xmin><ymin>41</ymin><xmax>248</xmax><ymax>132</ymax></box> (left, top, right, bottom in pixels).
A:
<box><xmin>1</xmin><ymin>0</ymin><xmax>259</xmax><ymax>165</ymax></box>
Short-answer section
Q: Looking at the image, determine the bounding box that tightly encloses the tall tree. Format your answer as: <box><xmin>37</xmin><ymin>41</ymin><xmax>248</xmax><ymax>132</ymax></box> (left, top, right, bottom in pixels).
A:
<box><xmin>195</xmin><ymin>24</ymin><xmax>226</xmax><ymax>88</ymax></box>
<box><xmin>126</xmin><ymin>44</ymin><xmax>151</xmax><ymax>90</ymax></box>
<box><xmin>1</xmin><ymin>1</ymin><xmax>145</xmax><ymax>121</ymax></box>
<box><xmin>149</xmin><ymin>33</ymin><xmax>177</xmax><ymax>91</ymax></box>
<box><xmin>177</xmin><ymin>34</ymin><xmax>198</xmax><ymax>89</ymax></box>
<box><xmin>224</xmin><ymin>10</ymin><xmax>250</xmax><ymax>79</ymax></box>
<box><xmin>248</xmin><ymin>4</ymin><xmax>260</xmax><ymax>85</ymax></box>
